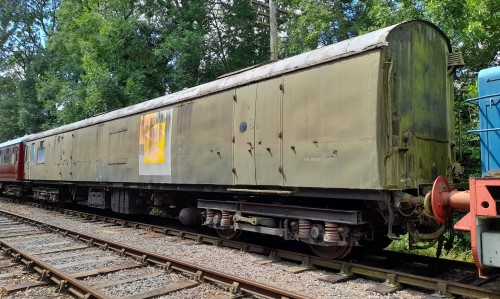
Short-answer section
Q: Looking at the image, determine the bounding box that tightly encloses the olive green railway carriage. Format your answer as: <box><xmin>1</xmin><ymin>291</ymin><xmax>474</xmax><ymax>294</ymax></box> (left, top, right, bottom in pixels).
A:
<box><xmin>22</xmin><ymin>20</ymin><xmax>462</xmax><ymax>258</ymax></box>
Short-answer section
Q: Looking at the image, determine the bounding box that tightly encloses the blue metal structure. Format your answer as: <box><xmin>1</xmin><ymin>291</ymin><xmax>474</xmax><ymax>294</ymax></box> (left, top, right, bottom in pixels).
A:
<box><xmin>467</xmin><ymin>66</ymin><xmax>500</xmax><ymax>176</ymax></box>
<box><xmin>440</xmin><ymin>66</ymin><xmax>500</xmax><ymax>277</ymax></box>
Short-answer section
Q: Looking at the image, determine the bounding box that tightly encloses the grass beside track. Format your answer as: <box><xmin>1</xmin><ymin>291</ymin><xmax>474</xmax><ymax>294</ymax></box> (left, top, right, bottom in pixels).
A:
<box><xmin>388</xmin><ymin>234</ymin><xmax>474</xmax><ymax>263</ymax></box>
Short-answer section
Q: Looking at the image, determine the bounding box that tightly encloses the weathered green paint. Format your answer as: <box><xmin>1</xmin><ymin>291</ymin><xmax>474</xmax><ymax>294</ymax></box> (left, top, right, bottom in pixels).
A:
<box><xmin>25</xmin><ymin>21</ymin><xmax>455</xmax><ymax>193</ymax></box>
<box><xmin>383</xmin><ymin>22</ymin><xmax>454</xmax><ymax>189</ymax></box>
<box><xmin>282</xmin><ymin>52</ymin><xmax>382</xmax><ymax>189</ymax></box>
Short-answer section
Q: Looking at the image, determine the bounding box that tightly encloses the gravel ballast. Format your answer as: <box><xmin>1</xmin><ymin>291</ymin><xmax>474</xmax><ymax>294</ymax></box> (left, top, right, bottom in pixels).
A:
<box><xmin>0</xmin><ymin>202</ymin><xmax>431</xmax><ymax>298</ymax></box>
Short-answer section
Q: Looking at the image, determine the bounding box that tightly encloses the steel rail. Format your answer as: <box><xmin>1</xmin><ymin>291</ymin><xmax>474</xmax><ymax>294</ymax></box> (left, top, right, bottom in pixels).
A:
<box><xmin>3</xmin><ymin>201</ymin><xmax>500</xmax><ymax>299</ymax></box>
<box><xmin>0</xmin><ymin>208</ymin><xmax>311</xmax><ymax>299</ymax></box>
<box><xmin>0</xmin><ymin>242</ymin><xmax>109</xmax><ymax>298</ymax></box>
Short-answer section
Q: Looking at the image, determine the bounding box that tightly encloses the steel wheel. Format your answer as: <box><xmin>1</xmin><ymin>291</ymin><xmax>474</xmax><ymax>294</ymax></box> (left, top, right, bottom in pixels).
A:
<box><xmin>309</xmin><ymin>244</ymin><xmax>353</xmax><ymax>259</ymax></box>
<box><xmin>216</xmin><ymin>228</ymin><xmax>242</xmax><ymax>240</ymax></box>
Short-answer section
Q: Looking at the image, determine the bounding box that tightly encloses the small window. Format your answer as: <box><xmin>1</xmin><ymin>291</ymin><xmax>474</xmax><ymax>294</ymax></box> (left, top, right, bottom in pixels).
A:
<box><xmin>13</xmin><ymin>147</ymin><xmax>18</xmax><ymax>163</ymax></box>
<box><xmin>37</xmin><ymin>142</ymin><xmax>45</xmax><ymax>164</ymax></box>
<box><xmin>30</xmin><ymin>143</ymin><xmax>36</xmax><ymax>165</ymax></box>
<box><xmin>0</xmin><ymin>150</ymin><xmax>2</xmax><ymax>165</ymax></box>
<box><xmin>3</xmin><ymin>149</ymin><xmax>10</xmax><ymax>165</ymax></box>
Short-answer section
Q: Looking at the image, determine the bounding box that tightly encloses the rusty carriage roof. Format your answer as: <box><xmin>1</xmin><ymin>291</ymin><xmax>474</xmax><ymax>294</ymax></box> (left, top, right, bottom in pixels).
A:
<box><xmin>26</xmin><ymin>20</ymin><xmax>450</xmax><ymax>141</ymax></box>
<box><xmin>0</xmin><ymin>136</ymin><xmax>31</xmax><ymax>148</ymax></box>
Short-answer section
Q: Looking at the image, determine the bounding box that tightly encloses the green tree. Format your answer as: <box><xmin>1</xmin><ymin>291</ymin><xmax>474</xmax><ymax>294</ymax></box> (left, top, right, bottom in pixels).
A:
<box><xmin>158</xmin><ymin>0</ymin><xmax>269</xmax><ymax>91</ymax></box>
<box><xmin>157</xmin><ymin>0</ymin><xmax>210</xmax><ymax>91</ymax></box>
<box><xmin>36</xmin><ymin>0</ymin><xmax>269</xmax><ymax>125</ymax></box>
<box><xmin>0</xmin><ymin>76</ymin><xmax>23</xmax><ymax>140</ymax></box>
<box><xmin>278</xmin><ymin>0</ymin><xmax>374</xmax><ymax>56</ymax></box>
<box><xmin>0</xmin><ymin>0</ymin><xmax>59</xmax><ymax>72</ymax></box>
<box><xmin>0</xmin><ymin>0</ymin><xmax>60</xmax><ymax>141</ymax></box>
<box><xmin>206</xmin><ymin>0</ymin><xmax>269</xmax><ymax>75</ymax></box>
<box><xmin>38</xmin><ymin>0</ymin><xmax>170</xmax><ymax>122</ymax></box>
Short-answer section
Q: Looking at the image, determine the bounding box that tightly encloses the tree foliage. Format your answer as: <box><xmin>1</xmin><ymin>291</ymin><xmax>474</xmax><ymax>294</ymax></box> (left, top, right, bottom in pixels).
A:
<box><xmin>39</xmin><ymin>0</ymin><xmax>170</xmax><ymax>123</ymax></box>
<box><xmin>32</xmin><ymin>0</ymin><xmax>269</xmax><ymax>125</ymax></box>
<box><xmin>279</xmin><ymin>0</ymin><xmax>372</xmax><ymax>55</ymax></box>
<box><xmin>0</xmin><ymin>0</ymin><xmax>59</xmax><ymax>72</ymax></box>
<box><xmin>0</xmin><ymin>76</ymin><xmax>23</xmax><ymax>139</ymax></box>
<box><xmin>0</xmin><ymin>0</ymin><xmax>59</xmax><ymax>139</ymax></box>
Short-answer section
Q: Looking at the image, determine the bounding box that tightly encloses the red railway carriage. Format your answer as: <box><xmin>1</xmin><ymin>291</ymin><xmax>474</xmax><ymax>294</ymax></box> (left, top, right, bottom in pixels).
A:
<box><xmin>0</xmin><ymin>137</ymin><xmax>27</xmax><ymax>196</ymax></box>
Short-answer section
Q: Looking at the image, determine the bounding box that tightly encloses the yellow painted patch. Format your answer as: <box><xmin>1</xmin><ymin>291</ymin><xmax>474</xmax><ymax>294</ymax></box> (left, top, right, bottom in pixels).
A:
<box><xmin>140</xmin><ymin>113</ymin><xmax>166</xmax><ymax>164</ymax></box>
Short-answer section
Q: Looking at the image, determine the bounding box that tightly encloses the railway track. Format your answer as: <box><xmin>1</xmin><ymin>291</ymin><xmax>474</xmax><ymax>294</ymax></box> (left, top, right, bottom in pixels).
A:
<box><xmin>0</xmin><ymin>207</ymin><xmax>307</xmax><ymax>298</ymax></box>
<box><xmin>1</xmin><ymin>199</ymin><xmax>499</xmax><ymax>299</ymax></box>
